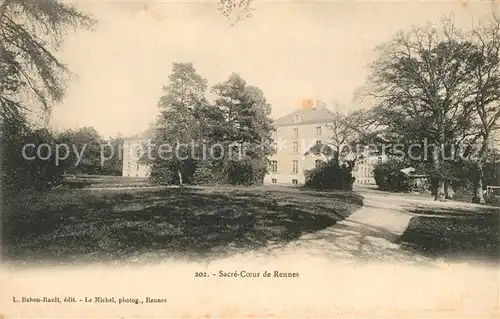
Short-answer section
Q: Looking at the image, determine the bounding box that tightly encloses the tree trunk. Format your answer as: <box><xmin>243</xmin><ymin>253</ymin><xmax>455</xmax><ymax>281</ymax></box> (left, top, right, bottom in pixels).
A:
<box><xmin>444</xmin><ymin>180</ymin><xmax>454</xmax><ymax>199</ymax></box>
<box><xmin>472</xmin><ymin>134</ymin><xmax>489</xmax><ymax>204</ymax></box>
<box><xmin>472</xmin><ymin>162</ymin><xmax>485</xmax><ymax>204</ymax></box>
<box><xmin>335</xmin><ymin>146</ymin><xmax>340</xmax><ymax>165</ymax></box>
<box><xmin>435</xmin><ymin>179</ymin><xmax>446</xmax><ymax>201</ymax></box>
<box><xmin>178</xmin><ymin>170</ymin><xmax>183</xmax><ymax>185</ymax></box>
<box><xmin>432</xmin><ymin>147</ymin><xmax>445</xmax><ymax>201</ymax></box>
<box><xmin>430</xmin><ymin>177</ymin><xmax>437</xmax><ymax>196</ymax></box>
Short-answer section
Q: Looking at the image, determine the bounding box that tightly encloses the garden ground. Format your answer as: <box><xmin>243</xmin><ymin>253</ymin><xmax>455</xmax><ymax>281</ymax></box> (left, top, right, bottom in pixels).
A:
<box><xmin>2</xmin><ymin>185</ymin><xmax>363</xmax><ymax>264</ymax></box>
<box><xmin>2</xmin><ymin>185</ymin><xmax>499</xmax><ymax>317</ymax></box>
<box><xmin>2</xmin><ymin>185</ymin><xmax>498</xmax><ymax>265</ymax></box>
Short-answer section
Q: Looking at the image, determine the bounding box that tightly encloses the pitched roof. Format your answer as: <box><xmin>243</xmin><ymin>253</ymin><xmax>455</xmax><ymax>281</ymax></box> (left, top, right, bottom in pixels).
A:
<box><xmin>273</xmin><ymin>106</ymin><xmax>336</xmax><ymax>127</ymax></box>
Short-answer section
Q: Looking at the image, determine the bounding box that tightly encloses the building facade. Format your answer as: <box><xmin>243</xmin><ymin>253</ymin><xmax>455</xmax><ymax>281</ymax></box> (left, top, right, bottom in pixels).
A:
<box><xmin>264</xmin><ymin>105</ymin><xmax>333</xmax><ymax>185</ymax></box>
<box><xmin>264</xmin><ymin>103</ymin><xmax>380</xmax><ymax>186</ymax></box>
<box><xmin>353</xmin><ymin>155</ymin><xmax>383</xmax><ymax>185</ymax></box>
<box><xmin>122</xmin><ymin>130</ymin><xmax>153</xmax><ymax>178</ymax></box>
<box><xmin>121</xmin><ymin>105</ymin><xmax>381</xmax><ymax>184</ymax></box>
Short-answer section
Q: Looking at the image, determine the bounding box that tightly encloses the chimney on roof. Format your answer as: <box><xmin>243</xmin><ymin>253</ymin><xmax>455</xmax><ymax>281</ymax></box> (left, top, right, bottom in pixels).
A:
<box><xmin>301</xmin><ymin>99</ymin><xmax>327</xmax><ymax>110</ymax></box>
<box><xmin>301</xmin><ymin>99</ymin><xmax>314</xmax><ymax>110</ymax></box>
<box><xmin>315</xmin><ymin>99</ymin><xmax>326</xmax><ymax>109</ymax></box>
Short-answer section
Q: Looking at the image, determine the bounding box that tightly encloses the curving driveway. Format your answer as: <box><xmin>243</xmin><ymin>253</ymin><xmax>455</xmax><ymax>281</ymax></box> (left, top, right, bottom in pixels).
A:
<box><xmin>255</xmin><ymin>186</ymin><xmax>500</xmax><ymax>266</ymax></box>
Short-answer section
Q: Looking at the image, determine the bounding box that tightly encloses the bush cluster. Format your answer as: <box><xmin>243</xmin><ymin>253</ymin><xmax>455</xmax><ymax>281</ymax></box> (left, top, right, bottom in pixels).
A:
<box><xmin>304</xmin><ymin>160</ymin><xmax>355</xmax><ymax>191</ymax></box>
<box><xmin>1</xmin><ymin>123</ymin><xmax>64</xmax><ymax>192</ymax></box>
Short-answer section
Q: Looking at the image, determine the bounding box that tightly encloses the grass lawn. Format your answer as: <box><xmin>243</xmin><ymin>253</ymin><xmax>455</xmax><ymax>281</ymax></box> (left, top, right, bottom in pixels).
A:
<box><xmin>399</xmin><ymin>205</ymin><xmax>499</xmax><ymax>263</ymax></box>
<box><xmin>2</xmin><ymin>185</ymin><xmax>363</xmax><ymax>265</ymax></box>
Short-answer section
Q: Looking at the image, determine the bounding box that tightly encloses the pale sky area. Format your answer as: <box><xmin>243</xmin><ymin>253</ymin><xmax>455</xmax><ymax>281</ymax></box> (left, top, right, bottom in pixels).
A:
<box><xmin>50</xmin><ymin>0</ymin><xmax>497</xmax><ymax>138</ymax></box>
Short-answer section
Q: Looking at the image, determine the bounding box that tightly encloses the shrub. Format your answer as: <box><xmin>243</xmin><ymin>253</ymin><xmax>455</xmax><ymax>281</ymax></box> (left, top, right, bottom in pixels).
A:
<box><xmin>149</xmin><ymin>164</ymin><xmax>175</xmax><ymax>185</ymax></box>
<box><xmin>304</xmin><ymin>159</ymin><xmax>355</xmax><ymax>191</ymax></box>
<box><xmin>192</xmin><ymin>158</ymin><xmax>267</xmax><ymax>186</ymax></box>
<box><xmin>1</xmin><ymin>122</ymin><xmax>64</xmax><ymax>192</ymax></box>
<box><xmin>485</xmin><ymin>187</ymin><xmax>500</xmax><ymax>206</ymax></box>
<box><xmin>408</xmin><ymin>176</ymin><xmax>430</xmax><ymax>192</ymax></box>
<box><xmin>192</xmin><ymin>161</ymin><xmax>224</xmax><ymax>185</ymax></box>
<box><xmin>148</xmin><ymin>159</ymin><xmax>198</xmax><ymax>185</ymax></box>
<box><xmin>222</xmin><ymin>158</ymin><xmax>267</xmax><ymax>186</ymax></box>
<box><xmin>388</xmin><ymin>170</ymin><xmax>410</xmax><ymax>191</ymax></box>
<box><xmin>373</xmin><ymin>158</ymin><xmax>408</xmax><ymax>192</ymax></box>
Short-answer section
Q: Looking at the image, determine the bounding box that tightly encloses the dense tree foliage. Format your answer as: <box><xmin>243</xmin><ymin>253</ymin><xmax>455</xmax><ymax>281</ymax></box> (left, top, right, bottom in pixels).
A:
<box><xmin>210</xmin><ymin>73</ymin><xmax>274</xmax><ymax>185</ymax></box>
<box><xmin>1</xmin><ymin>0</ymin><xmax>250</xmax><ymax>191</ymax></box>
<box><xmin>0</xmin><ymin>0</ymin><xmax>95</xmax><ymax>191</ymax></box>
<box><xmin>0</xmin><ymin>120</ymin><xmax>63</xmax><ymax>191</ymax></box>
<box><xmin>1</xmin><ymin>121</ymin><xmax>123</xmax><ymax>191</ymax></box>
<box><xmin>0</xmin><ymin>0</ymin><xmax>96</xmax><ymax>127</ymax></box>
<box><xmin>57</xmin><ymin>127</ymin><xmax>123</xmax><ymax>176</ymax></box>
<box><xmin>304</xmin><ymin>158</ymin><xmax>356</xmax><ymax>191</ymax></box>
<box><xmin>359</xmin><ymin>9</ymin><xmax>500</xmax><ymax>203</ymax></box>
<box><xmin>146</xmin><ymin>62</ymin><xmax>207</xmax><ymax>185</ymax></box>
<box><xmin>146</xmin><ymin>64</ymin><xmax>274</xmax><ymax>186</ymax></box>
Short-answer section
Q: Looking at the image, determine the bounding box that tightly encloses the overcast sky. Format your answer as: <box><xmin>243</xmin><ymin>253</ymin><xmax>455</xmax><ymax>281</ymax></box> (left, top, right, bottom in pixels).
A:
<box><xmin>50</xmin><ymin>0</ymin><xmax>496</xmax><ymax>138</ymax></box>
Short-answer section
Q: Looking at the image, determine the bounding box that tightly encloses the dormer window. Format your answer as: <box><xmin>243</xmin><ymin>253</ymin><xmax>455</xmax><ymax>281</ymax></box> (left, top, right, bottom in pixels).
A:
<box><xmin>293</xmin><ymin>114</ymin><xmax>301</xmax><ymax>123</ymax></box>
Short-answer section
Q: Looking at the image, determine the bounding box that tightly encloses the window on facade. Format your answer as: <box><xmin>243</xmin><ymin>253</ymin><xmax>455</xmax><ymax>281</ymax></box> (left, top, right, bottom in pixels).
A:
<box><xmin>293</xmin><ymin>128</ymin><xmax>298</xmax><ymax>138</ymax></box>
<box><xmin>315</xmin><ymin>159</ymin><xmax>322</xmax><ymax>168</ymax></box>
<box><xmin>293</xmin><ymin>142</ymin><xmax>299</xmax><ymax>153</ymax></box>
<box><xmin>270</xmin><ymin>160</ymin><xmax>278</xmax><ymax>173</ymax></box>
<box><xmin>272</xmin><ymin>130</ymin><xmax>277</xmax><ymax>139</ymax></box>
<box><xmin>137</xmin><ymin>164</ymin><xmax>140</xmax><ymax>171</ymax></box>
<box><xmin>292</xmin><ymin>179</ymin><xmax>298</xmax><ymax>185</ymax></box>
<box><xmin>272</xmin><ymin>178</ymin><xmax>277</xmax><ymax>184</ymax></box>
<box><xmin>316</xmin><ymin>126</ymin><xmax>322</xmax><ymax>136</ymax></box>
<box><xmin>292</xmin><ymin>160</ymin><xmax>298</xmax><ymax>173</ymax></box>
<box><xmin>377</xmin><ymin>156</ymin><xmax>382</xmax><ymax>164</ymax></box>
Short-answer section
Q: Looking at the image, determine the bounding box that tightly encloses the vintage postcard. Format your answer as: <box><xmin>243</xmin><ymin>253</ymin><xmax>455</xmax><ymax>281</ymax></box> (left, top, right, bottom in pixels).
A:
<box><xmin>1</xmin><ymin>0</ymin><xmax>499</xmax><ymax>318</ymax></box>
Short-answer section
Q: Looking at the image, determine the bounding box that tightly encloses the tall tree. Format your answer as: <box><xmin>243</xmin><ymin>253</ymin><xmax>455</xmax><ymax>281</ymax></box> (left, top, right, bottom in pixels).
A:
<box><xmin>0</xmin><ymin>1</ymin><xmax>95</xmax><ymax>191</ymax></box>
<box><xmin>0</xmin><ymin>0</ymin><xmax>95</xmax><ymax>127</ymax></box>
<box><xmin>0</xmin><ymin>0</ymin><xmax>253</xmax><ymax>128</ymax></box>
<box><xmin>462</xmin><ymin>9</ymin><xmax>500</xmax><ymax>203</ymax></box>
<box><xmin>360</xmin><ymin>18</ymin><xmax>475</xmax><ymax>201</ymax></box>
<box><xmin>101</xmin><ymin>135</ymin><xmax>124</xmax><ymax>176</ymax></box>
<box><xmin>212</xmin><ymin>73</ymin><xmax>274</xmax><ymax>185</ymax></box>
<box><xmin>148</xmin><ymin>62</ymin><xmax>208</xmax><ymax>185</ymax></box>
<box><xmin>57</xmin><ymin>126</ymin><xmax>104</xmax><ymax>175</ymax></box>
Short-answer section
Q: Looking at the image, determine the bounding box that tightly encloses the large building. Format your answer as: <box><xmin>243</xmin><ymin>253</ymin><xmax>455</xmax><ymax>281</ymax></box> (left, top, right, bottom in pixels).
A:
<box><xmin>122</xmin><ymin>130</ymin><xmax>153</xmax><ymax>177</ymax></box>
<box><xmin>264</xmin><ymin>102</ymin><xmax>378</xmax><ymax>186</ymax></box>
<box><xmin>121</xmin><ymin>103</ymin><xmax>380</xmax><ymax>184</ymax></box>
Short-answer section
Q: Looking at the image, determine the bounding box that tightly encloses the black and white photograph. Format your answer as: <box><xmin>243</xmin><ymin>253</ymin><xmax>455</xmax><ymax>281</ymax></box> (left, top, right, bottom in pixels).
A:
<box><xmin>1</xmin><ymin>0</ymin><xmax>499</xmax><ymax>317</ymax></box>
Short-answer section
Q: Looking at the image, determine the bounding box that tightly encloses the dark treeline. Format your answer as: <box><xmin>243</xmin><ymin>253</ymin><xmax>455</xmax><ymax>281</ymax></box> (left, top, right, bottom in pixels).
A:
<box><xmin>0</xmin><ymin>122</ymin><xmax>123</xmax><ymax>191</ymax></box>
